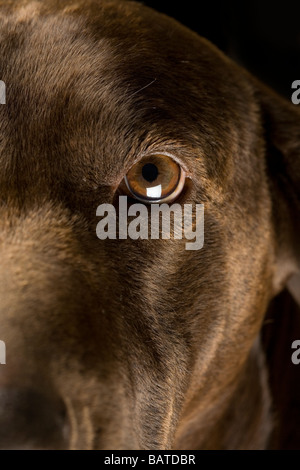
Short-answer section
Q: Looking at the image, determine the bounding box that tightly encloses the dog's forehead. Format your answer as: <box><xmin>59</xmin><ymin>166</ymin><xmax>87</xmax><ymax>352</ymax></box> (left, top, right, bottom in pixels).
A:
<box><xmin>0</xmin><ymin>0</ymin><xmax>257</xmax><ymax>193</ymax></box>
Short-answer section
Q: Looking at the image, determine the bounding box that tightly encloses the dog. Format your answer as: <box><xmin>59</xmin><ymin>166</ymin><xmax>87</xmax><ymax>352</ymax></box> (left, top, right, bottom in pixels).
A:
<box><xmin>0</xmin><ymin>0</ymin><xmax>299</xmax><ymax>450</ymax></box>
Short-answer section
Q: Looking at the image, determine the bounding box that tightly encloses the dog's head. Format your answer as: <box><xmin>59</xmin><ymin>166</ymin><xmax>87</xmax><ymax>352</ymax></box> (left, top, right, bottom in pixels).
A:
<box><xmin>0</xmin><ymin>0</ymin><xmax>299</xmax><ymax>450</ymax></box>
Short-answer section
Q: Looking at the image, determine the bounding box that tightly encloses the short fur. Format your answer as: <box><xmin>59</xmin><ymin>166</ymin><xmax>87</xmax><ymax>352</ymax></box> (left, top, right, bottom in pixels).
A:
<box><xmin>0</xmin><ymin>0</ymin><xmax>299</xmax><ymax>450</ymax></box>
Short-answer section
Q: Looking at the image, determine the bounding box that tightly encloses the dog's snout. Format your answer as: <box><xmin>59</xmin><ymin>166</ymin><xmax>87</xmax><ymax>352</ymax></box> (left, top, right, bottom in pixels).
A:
<box><xmin>0</xmin><ymin>388</ymin><xmax>69</xmax><ymax>449</ymax></box>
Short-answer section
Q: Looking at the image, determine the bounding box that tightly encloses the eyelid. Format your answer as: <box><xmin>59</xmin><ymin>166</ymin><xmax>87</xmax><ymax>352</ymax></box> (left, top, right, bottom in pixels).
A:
<box><xmin>121</xmin><ymin>151</ymin><xmax>191</xmax><ymax>182</ymax></box>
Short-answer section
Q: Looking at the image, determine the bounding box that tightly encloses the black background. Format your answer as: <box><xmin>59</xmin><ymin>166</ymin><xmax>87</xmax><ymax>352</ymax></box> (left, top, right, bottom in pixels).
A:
<box><xmin>137</xmin><ymin>1</ymin><xmax>300</xmax><ymax>99</ymax></box>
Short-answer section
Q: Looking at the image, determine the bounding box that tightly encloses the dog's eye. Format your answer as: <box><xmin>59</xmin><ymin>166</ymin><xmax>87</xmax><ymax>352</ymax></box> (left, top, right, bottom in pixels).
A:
<box><xmin>123</xmin><ymin>154</ymin><xmax>186</xmax><ymax>203</ymax></box>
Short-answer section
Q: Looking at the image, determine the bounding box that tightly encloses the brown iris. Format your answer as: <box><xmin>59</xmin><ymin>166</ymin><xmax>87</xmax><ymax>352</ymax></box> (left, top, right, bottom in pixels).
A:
<box><xmin>124</xmin><ymin>154</ymin><xmax>186</xmax><ymax>203</ymax></box>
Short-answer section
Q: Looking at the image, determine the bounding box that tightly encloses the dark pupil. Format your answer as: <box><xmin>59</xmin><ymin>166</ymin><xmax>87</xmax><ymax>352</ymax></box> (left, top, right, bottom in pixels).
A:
<box><xmin>142</xmin><ymin>163</ymin><xmax>159</xmax><ymax>183</ymax></box>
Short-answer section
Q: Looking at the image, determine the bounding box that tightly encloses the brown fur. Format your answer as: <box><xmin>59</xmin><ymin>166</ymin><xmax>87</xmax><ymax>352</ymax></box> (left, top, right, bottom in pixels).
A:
<box><xmin>0</xmin><ymin>0</ymin><xmax>299</xmax><ymax>450</ymax></box>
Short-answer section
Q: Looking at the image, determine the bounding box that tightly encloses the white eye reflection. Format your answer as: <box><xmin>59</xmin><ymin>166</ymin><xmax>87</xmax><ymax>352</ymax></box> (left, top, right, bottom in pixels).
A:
<box><xmin>146</xmin><ymin>184</ymin><xmax>162</xmax><ymax>199</ymax></box>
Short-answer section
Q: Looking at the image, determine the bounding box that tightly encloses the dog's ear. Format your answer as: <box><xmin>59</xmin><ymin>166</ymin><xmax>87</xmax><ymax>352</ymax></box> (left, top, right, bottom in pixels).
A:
<box><xmin>253</xmin><ymin>79</ymin><xmax>300</xmax><ymax>295</ymax></box>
